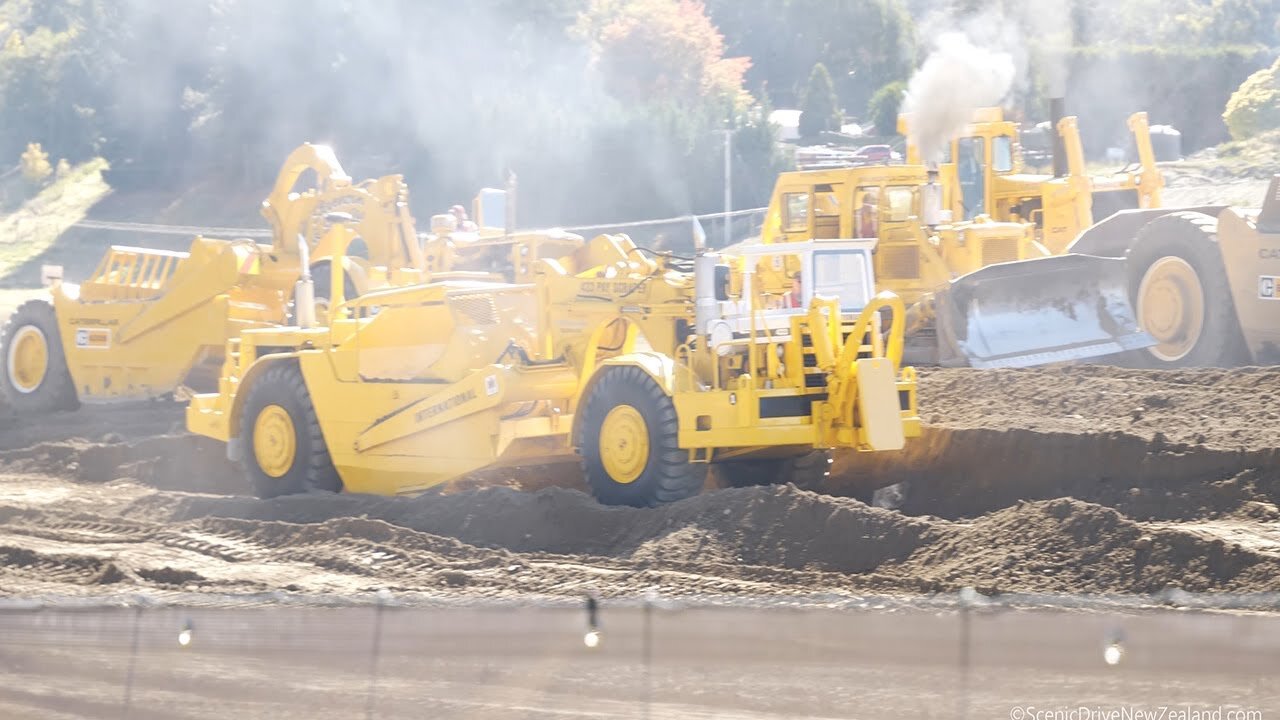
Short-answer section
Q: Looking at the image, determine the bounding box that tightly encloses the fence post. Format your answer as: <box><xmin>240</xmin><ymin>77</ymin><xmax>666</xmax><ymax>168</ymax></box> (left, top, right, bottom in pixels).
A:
<box><xmin>642</xmin><ymin>597</ymin><xmax>653</xmax><ymax>720</ymax></box>
<box><xmin>120</xmin><ymin>605</ymin><xmax>143</xmax><ymax>718</ymax></box>
<box><xmin>958</xmin><ymin>588</ymin><xmax>975</xmax><ymax>720</ymax></box>
<box><xmin>364</xmin><ymin>591</ymin><xmax>389</xmax><ymax>720</ymax></box>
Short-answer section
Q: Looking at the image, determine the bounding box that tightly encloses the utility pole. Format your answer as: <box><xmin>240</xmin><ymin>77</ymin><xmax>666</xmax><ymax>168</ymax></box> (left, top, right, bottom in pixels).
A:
<box><xmin>723</xmin><ymin>129</ymin><xmax>732</xmax><ymax>247</ymax></box>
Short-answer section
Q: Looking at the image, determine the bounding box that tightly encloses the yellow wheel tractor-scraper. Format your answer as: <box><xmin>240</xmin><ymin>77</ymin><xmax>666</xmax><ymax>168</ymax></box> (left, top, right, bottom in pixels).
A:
<box><xmin>0</xmin><ymin>143</ymin><xmax>518</xmax><ymax>414</ymax></box>
<box><xmin>186</xmin><ymin>217</ymin><xmax>921</xmax><ymax>507</ymax></box>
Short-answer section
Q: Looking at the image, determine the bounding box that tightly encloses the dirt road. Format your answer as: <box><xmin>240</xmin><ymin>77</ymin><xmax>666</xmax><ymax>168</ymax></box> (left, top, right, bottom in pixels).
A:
<box><xmin>1</xmin><ymin>366</ymin><xmax>1278</xmax><ymax>606</ymax></box>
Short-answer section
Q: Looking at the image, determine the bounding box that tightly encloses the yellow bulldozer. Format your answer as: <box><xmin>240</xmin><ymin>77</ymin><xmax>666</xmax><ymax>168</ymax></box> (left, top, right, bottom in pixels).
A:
<box><xmin>975</xmin><ymin>175</ymin><xmax>1280</xmax><ymax>368</ymax></box>
<box><xmin>750</xmin><ymin>103</ymin><xmax>1183</xmax><ymax>369</ymax></box>
<box><xmin>757</xmin><ymin>156</ymin><xmax>1154</xmax><ymax>368</ymax></box>
<box><xmin>884</xmin><ymin>103</ymin><xmax>1280</xmax><ymax>369</ymax></box>
<box><xmin>186</xmin><ymin>217</ymin><xmax>921</xmax><ymax>506</ymax></box>
<box><xmin>0</xmin><ymin>143</ymin><xmax>504</xmax><ymax>414</ymax></box>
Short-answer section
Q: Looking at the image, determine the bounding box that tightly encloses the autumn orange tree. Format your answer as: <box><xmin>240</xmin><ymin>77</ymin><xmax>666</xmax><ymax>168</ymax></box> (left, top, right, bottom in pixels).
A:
<box><xmin>575</xmin><ymin>0</ymin><xmax>784</xmax><ymax>221</ymax></box>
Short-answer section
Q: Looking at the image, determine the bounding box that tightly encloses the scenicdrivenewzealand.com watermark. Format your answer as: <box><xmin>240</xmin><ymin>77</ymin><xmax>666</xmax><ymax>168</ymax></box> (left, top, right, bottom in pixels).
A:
<box><xmin>1009</xmin><ymin>707</ymin><xmax>1263</xmax><ymax>720</ymax></box>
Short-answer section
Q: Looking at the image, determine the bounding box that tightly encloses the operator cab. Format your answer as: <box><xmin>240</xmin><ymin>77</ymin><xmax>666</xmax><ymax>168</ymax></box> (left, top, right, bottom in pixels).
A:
<box><xmin>695</xmin><ymin>240</ymin><xmax>879</xmax><ymax>354</ymax></box>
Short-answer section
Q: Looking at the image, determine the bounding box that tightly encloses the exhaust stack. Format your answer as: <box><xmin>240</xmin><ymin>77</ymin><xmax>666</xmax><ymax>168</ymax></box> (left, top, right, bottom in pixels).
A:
<box><xmin>1050</xmin><ymin>97</ymin><xmax>1067</xmax><ymax>178</ymax></box>
<box><xmin>294</xmin><ymin>233</ymin><xmax>316</xmax><ymax>329</ymax></box>
<box><xmin>922</xmin><ymin>165</ymin><xmax>945</xmax><ymax>227</ymax></box>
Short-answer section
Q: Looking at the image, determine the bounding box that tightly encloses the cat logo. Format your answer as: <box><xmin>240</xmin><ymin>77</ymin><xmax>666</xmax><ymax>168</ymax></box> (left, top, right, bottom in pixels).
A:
<box><xmin>1259</xmin><ymin>275</ymin><xmax>1280</xmax><ymax>300</ymax></box>
<box><xmin>75</xmin><ymin>328</ymin><xmax>111</xmax><ymax>349</ymax></box>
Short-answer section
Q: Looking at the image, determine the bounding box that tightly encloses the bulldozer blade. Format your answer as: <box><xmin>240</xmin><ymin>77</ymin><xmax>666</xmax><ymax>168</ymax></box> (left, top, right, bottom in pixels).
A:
<box><xmin>934</xmin><ymin>254</ymin><xmax>1155</xmax><ymax>368</ymax></box>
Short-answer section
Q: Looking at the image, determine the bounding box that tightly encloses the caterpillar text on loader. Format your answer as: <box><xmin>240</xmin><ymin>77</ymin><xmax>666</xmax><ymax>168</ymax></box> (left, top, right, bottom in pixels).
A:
<box><xmin>186</xmin><ymin>219</ymin><xmax>920</xmax><ymax>506</ymax></box>
<box><xmin>0</xmin><ymin>144</ymin><xmax>477</xmax><ymax>413</ymax></box>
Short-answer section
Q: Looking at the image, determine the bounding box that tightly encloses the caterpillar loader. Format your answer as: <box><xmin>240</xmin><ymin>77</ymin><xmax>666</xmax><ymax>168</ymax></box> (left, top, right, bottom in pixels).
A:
<box><xmin>186</xmin><ymin>217</ymin><xmax>920</xmax><ymax>506</ymax></box>
<box><xmin>0</xmin><ymin>144</ymin><xmax>453</xmax><ymax>413</ymax></box>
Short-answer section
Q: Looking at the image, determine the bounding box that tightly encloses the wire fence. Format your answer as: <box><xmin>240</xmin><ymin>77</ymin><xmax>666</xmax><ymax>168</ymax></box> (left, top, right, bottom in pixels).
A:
<box><xmin>1</xmin><ymin>590</ymin><xmax>1277</xmax><ymax>719</ymax></box>
<box><xmin>68</xmin><ymin>207</ymin><xmax>771</xmax><ymax>253</ymax></box>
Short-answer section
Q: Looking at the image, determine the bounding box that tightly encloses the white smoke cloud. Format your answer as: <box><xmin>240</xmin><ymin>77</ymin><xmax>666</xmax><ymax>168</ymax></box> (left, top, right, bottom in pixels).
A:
<box><xmin>901</xmin><ymin>32</ymin><xmax>1016</xmax><ymax>163</ymax></box>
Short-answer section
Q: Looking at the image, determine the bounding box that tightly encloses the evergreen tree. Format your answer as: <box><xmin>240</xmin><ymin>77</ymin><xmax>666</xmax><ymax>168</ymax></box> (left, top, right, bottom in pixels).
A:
<box><xmin>798</xmin><ymin>62</ymin><xmax>841</xmax><ymax>138</ymax></box>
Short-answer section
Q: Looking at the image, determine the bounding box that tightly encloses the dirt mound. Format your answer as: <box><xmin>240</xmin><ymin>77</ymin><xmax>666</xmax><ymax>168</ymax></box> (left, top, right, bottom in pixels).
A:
<box><xmin>0</xmin><ymin>434</ymin><xmax>246</xmax><ymax>493</ymax></box>
<box><xmin>916</xmin><ymin>366</ymin><xmax>1280</xmax><ymax>451</ymax></box>
<box><xmin>142</xmin><ymin>484</ymin><xmax>936</xmax><ymax>575</ymax></box>
<box><xmin>0</xmin><ymin>401</ymin><xmax>185</xmax><ymax>451</ymax></box>
<box><xmin>901</xmin><ymin>498</ymin><xmax>1280</xmax><ymax>595</ymax></box>
<box><xmin>2</xmin><ymin>363</ymin><xmax>1280</xmax><ymax>606</ymax></box>
<box><xmin>839</xmin><ymin>427</ymin><xmax>1280</xmax><ymax>520</ymax></box>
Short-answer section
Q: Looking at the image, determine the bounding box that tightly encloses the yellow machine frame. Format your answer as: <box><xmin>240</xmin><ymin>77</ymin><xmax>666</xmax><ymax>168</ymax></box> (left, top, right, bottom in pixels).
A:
<box><xmin>758</xmin><ymin>164</ymin><xmax>1045</xmax><ymax>308</ymax></box>
<box><xmin>899</xmin><ymin>107</ymin><xmax>1164</xmax><ymax>252</ymax></box>
<box><xmin>0</xmin><ymin>144</ymin><xmax>480</xmax><ymax>411</ymax></box>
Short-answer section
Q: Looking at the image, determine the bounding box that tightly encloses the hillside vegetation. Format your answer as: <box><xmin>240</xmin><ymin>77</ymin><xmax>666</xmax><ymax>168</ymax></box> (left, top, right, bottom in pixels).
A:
<box><xmin>0</xmin><ymin>0</ymin><xmax>1272</xmax><ymax>231</ymax></box>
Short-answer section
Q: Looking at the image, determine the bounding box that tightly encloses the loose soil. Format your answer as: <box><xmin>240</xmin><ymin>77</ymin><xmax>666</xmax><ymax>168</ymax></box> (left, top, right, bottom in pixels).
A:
<box><xmin>2</xmin><ymin>365</ymin><xmax>1278</xmax><ymax>607</ymax></box>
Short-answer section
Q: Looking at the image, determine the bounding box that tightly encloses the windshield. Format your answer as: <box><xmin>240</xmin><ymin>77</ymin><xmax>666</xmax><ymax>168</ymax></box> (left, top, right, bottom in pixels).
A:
<box><xmin>811</xmin><ymin>249</ymin><xmax>871</xmax><ymax>310</ymax></box>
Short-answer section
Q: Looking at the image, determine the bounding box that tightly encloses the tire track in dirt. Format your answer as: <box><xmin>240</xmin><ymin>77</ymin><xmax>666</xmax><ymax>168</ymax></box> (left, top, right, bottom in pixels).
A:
<box><xmin>2</xmin><ymin>365</ymin><xmax>1280</xmax><ymax>603</ymax></box>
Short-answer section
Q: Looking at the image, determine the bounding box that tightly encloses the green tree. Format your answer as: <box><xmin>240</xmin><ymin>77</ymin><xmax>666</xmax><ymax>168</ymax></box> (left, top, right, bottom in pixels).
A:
<box><xmin>1223</xmin><ymin>56</ymin><xmax>1280</xmax><ymax>140</ymax></box>
<box><xmin>866</xmin><ymin>80</ymin><xmax>905</xmax><ymax>136</ymax></box>
<box><xmin>706</xmin><ymin>0</ymin><xmax>915</xmax><ymax>111</ymax></box>
<box><xmin>798</xmin><ymin>62</ymin><xmax>841</xmax><ymax>138</ymax></box>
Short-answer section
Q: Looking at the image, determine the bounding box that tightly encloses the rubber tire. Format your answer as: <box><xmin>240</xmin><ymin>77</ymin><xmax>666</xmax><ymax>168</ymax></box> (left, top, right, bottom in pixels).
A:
<box><xmin>286</xmin><ymin>262</ymin><xmax>360</xmax><ymax>325</ymax></box>
<box><xmin>578</xmin><ymin>366</ymin><xmax>706</xmax><ymax>507</ymax></box>
<box><xmin>0</xmin><ymin>299</ymin><xmax>79</xmax><ymax>412</ymax></box>
<box><xmin>1125</xmin><ymin>211</ymin><xmax>1246</xmax><ymax>368</ymax></box>
<box><xmin>310</xmin><ymin>261</ymin><xmax>359</xmax><ymax>312</ymax></box>
<box><xmin>720</xmin><ymin>450</ymin><xmax>832</xmax><ymax>491</ymax></box>
<box><xmin>239</xmin><ymin>363</ymin><xmax>341</xmax><ymax>498</ymax></box>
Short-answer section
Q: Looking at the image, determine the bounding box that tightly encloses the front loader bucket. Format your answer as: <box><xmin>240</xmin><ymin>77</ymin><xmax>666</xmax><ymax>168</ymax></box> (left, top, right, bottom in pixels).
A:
<box><xmin>934</xmin><ymin>254</ymin><xmax>1155</xmax><ymax>368</ymax></box>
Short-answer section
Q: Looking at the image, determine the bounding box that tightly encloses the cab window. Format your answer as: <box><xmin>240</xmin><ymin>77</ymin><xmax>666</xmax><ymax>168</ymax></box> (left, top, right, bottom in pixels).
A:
<box><xmin>855</xmin><ymin>187</ymin><xmax>880</xmax><ymax>238</ymax></box>
<box><xmin>812</xmin><ymin>250</ymin><xmax>871</xmax><ymax>311</ymax></box>
<box><xmin>783</xmin><ymin>192</ymin><xmax>810</xmax><ymax>232</ymax></box>
<box><xmin>812</xmin><ymin>183</ymin><xmax>842</xmax><ymax>239</ymax></box>
<box><xmin>993</xmin><ymin>135</ymin><xmax>1013</xmax><ymax>172</ymax></box>
<box><xmin>885</xmin><ymin>186</ymin><xmax>917</xmax><ymax>222</ymax></box>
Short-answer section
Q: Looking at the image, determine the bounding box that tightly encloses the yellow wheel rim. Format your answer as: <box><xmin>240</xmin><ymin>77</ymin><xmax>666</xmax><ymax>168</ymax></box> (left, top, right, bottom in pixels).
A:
<box><xmin>599</xmin><ymin>405</ymin><xmax>650</xmax><ymax>484</ymax></box>
<box><xmin>253</xmin><ymin>404</ymin><xmax>297</xmax><ymax>478</ymax></box>
<box><xmin>1137</xmin><ymin>257</ymin><xmax>1204</xmax><ymax>362</ymax></box>
<box><xmin>7</xmin><ymin>325</ymin><xmax>49</xmax><ymax>394</ymax></box>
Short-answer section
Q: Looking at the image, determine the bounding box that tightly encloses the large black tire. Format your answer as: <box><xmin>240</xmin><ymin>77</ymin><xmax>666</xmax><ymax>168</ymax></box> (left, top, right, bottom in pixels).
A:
<box><xmin>239</xmin><ymin>363</ymin><xmax>341</xmax><ymax>498</ymax></box>
<box><xmin>719</xmin><ymin>450</ymin><xmax>832</xmax><ymax>491</ymax></box>
<box><xmin>1125</xmin><ymin>211</ymin><xmax>1246</xmax><ymax>368</ymax></box>
<box><xmin>286</xmin><ymin>262</ymin><xmax>361</xmax><ymax>325</ymax></box>
<box><xmin>0</xmin><ymin>299</ymin><xmax>79</xmax><ymax>412</ymax></box>
<box><xmin>310</xmin><ymin>261</ymin><xmax>359</xmax><ymax>313</ymax></box>
<box><xmin>578</xmin><ymin>366</ymin><xmax>706</xmax><ymax>507</ymax></box>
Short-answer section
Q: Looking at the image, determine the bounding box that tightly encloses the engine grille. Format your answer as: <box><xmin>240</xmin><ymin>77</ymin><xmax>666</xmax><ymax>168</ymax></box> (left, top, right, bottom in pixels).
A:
<box><xmin>449</xmin><ymin>294</ymin><xmax>500</xmax><ymax>325</ymax></box>
<box><xmin>981</xmin><ymin>237</ymin><xmax>1020</xmax><ymax>266</ymax></box>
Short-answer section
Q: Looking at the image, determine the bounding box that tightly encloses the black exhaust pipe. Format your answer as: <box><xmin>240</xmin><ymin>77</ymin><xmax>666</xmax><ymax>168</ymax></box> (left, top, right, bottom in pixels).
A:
<box><xmin>1049</xmin><ymin>97</ymin><xmax>1067</xmax><ymax>178</ymax></box>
